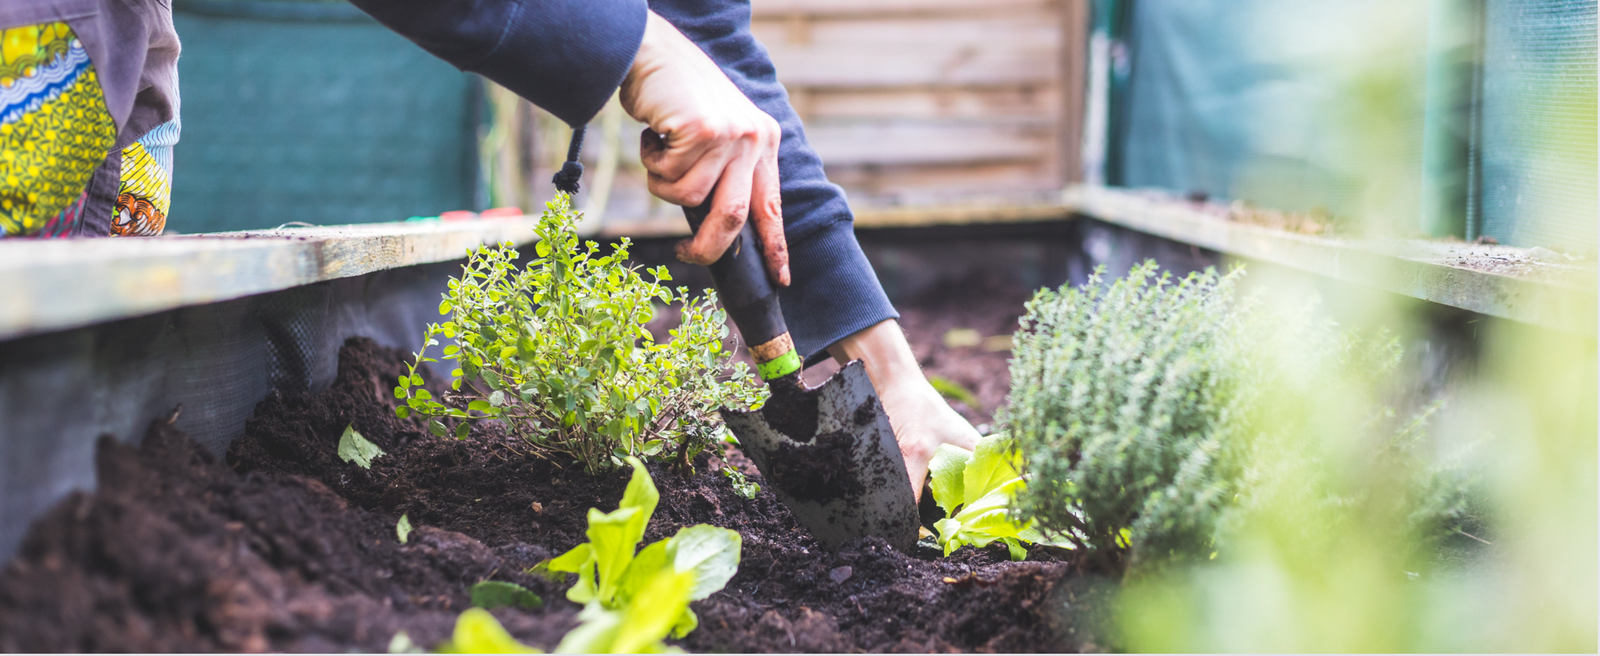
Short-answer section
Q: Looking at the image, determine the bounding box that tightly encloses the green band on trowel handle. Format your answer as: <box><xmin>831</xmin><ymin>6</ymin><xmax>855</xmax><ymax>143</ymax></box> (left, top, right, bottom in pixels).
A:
<box><xmin>755</xmin><ymin>348</ymin><xmax>802</xmax><ymax>380</ymax></box>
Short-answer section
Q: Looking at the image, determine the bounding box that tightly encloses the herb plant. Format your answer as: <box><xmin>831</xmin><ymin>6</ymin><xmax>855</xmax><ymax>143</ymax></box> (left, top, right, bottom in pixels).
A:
<box><xmin>1002</xmin><ymin>262</ymin><xmax>1250</xmax><ymax>564</ymax></box>
<box><xmin>396</xmin><ymin>194</ymin><xmax>764</xmax><ymax>473</ymax></box>
<box><xmin>1003</xmin><ymin>261</ymin><xmax>1472</xmax><ymax>569</ymax></box>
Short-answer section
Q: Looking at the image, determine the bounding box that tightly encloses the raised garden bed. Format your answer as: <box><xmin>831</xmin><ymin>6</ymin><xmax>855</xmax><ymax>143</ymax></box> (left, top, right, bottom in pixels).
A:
<box><xmin>0</xmin><ymin>285</ymin><xmax>1101</xmax><ymax>652</ymax></box>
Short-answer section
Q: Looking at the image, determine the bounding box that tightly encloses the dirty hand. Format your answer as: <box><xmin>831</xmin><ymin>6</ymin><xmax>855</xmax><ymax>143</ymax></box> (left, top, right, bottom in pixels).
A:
<box><xmin>828</xmin><ymin>320</ymin><xmax>982</xmax><ymax>501</ymax></box>
<box><xmin>620</xmin><ymin>11</ymin><xmax>789</xmax><ymax>287</ymax></box>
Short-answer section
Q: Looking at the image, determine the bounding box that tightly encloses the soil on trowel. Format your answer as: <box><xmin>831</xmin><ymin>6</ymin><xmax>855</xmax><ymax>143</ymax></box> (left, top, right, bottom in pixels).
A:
<box><xmin>0</xmin><ymin>337</ymin><xmax>1107</xmax><ymax>652</ymax></box>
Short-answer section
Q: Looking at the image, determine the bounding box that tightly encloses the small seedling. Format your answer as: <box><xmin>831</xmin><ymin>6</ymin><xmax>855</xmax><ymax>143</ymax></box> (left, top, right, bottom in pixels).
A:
<box><xmin>927</xmin><ymin>432</ymin><xmax>1068</xmax><ymax>560</ymax></box>
<box><xmin>536</xmin><ymin>457</ymin><xmax>741</xmax><ymax>645</ymax></box>
<box><xmin>721</xmin><ymin>467</ymin><xmax>760</xmax><ymax>500</ymax></box>
<box><xmin>470</xmin><ymin>581</ymin><xmax>542</xmax><ymax>610</ymax></box>
<box><xmin>396</xmin><ymin>514</ymin><xmax>412</xmax><ymax>544</ymax></box>
<box><xmin>337</xmin><ymin>424</ymin><xmax>384</xmax><ymax>469</ymax></box>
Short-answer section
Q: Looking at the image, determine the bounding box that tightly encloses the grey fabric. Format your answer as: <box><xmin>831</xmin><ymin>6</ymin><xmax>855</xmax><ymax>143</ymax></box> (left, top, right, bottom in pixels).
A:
<box><xmin>0</xmin><ymin>260</ymin><xmax>456</xmax><ymax>561</ymax></box>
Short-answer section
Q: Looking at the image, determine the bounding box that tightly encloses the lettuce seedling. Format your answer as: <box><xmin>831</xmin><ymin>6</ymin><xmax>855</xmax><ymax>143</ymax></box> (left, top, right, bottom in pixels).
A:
<box><xmin>539</xmin><ymin>457</ymin><xmax>740</xmax><ymax>642</ymax></box>
<box><xmin>928</xmin><ymin>433</ymin><xmax>1068</xmax><ymax>560</ymax></box>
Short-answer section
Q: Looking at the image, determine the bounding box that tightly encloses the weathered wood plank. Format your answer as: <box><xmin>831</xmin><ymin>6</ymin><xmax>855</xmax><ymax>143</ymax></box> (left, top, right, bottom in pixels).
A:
<box><xmin>796</xmin><ymin>86</ymin><xmax>1061</xmax><ymax>121</ymax></box>
<box><xmin>1063</xmin><ymin>186</ymin><xmax>1598</xmax><ymax>335</ymax></box>
<box><xmin>0</xmin><ymin>218</ymin><xmax>542</xmax><ymax>341</ymax></box>
<box><xmin>752</xmin><ymin>0</ymin><xmax>1054</xmax><ymax>18</ymax></box>
<box><xmin>753</xmin><ymin>15</ymin><xmax>1060</xmax><ymax>88</ymax></box>
<box><xmin>805</xmin><ymin>122</ymin><xmax>1054</xmax><ymax>166</ymax></box>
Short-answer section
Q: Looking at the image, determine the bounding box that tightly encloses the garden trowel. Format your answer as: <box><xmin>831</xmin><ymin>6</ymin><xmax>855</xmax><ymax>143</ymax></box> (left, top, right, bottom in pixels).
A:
<box><xmin>683</xmin><ymin>202</ymin><xmax>921</xmax><ymax>554</ymax></box>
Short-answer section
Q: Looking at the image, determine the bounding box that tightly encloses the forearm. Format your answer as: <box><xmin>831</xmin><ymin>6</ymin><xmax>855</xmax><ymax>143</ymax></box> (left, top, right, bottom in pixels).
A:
<box><xmin>348</xmin><ymin>0</ymin><xmax>648</xmax><ymax>127</ymax></box>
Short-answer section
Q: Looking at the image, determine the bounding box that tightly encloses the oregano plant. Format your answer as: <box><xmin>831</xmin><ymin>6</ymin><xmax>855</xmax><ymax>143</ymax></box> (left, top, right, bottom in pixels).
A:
<box><xmin>396</xmin><ymin>194</ymin><xmax>764</xmax><ymax>473</ymax></box>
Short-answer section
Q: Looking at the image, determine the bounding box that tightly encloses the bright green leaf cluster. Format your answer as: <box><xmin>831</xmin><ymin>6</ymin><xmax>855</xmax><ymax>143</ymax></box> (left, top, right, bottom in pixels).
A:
<box><xmin>398</xmin><ymin>194</ymin><xmax>765</xmax><ymax>473</ymax></box>
<box><xmin>405</xmin><ymin>459</ymin><xmax>743</xmax><ymax>654</ymax></box>
<box><xmin>928</xmin><ymin>433</ymin><xmax>1068</xmax><ymax>560</ymax></box>
<box><xmin>537</xmin><ymin>457</ymin><xmax>740</xmax><ymax>649</ymax></box>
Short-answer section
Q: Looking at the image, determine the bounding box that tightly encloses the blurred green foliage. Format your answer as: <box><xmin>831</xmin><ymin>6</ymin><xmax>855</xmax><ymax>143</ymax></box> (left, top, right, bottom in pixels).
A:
<box><xmin>1004</xmin><ymin>259</ymin><xmax>1594</xmax><ymax>650</ymax></box>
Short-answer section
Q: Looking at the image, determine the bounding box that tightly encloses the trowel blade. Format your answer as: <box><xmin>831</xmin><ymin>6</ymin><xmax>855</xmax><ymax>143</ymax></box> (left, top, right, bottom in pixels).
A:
<box><xmin>720</xmin><ymin>359</ymin><xmax>921</xmax><ymax>553</ymax></box>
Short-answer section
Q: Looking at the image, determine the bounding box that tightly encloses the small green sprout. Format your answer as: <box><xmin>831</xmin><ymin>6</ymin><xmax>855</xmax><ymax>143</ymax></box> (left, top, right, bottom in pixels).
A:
<box><xmin>337</xmin><ymin>424</ymin><xmax>384</xmax><ymax>469</ymax></box>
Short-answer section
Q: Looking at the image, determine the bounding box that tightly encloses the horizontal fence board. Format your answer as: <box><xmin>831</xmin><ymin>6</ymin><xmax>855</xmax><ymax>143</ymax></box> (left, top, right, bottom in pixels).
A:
<box><xmin>754</xmin><ymin>15</ymin><xmax>1060</xmax><ymax>88</ymax></box>
<box><xmin>752</xmin><ymin>0</ymin><xmax>1054</xmax><ymax>18</ymax></box>
<box><xmin>795</xmin><ymin>86</ymin><xmax>1061</xmax><ymax>121</ymax></box>
<box><xmin>825</xmin><ymin>161</ymin><xmax>1061</xmax><ymax>205</ymax></box>
<box><xmin>805</xmin><ymin>122</ymin><xmax>1055</xmax><ymax>166</ymax></box>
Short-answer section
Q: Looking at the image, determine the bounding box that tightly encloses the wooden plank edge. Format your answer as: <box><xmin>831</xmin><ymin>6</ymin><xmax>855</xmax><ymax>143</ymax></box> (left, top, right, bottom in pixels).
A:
<box><xmin>1064</xmin><ymin>185</ymin><xmax>1598</xmax><ymax>336</ymax></box>
<box><xmin>0</xmin><ymin>217</ymin><xmax>542</xmax><ymax>342</ymax></box>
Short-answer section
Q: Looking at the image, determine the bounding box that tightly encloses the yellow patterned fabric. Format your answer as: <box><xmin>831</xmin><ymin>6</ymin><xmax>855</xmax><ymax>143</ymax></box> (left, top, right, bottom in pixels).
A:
<box><xmin>113</xmin><ymin>141</ymin><xmax>169</xmax><ymax>235</ymax></box>
<box><xmin>0</xmin><ymin>22</ymin><xmax>116</xmax><ymax>237</ymax></box>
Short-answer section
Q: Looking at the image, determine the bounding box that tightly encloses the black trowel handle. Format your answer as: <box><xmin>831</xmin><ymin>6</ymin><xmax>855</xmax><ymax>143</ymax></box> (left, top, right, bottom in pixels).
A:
<box><xmin>683</xmin><ymin>198</ymin><xmax>801</xmax><ymax>381</ymax></box>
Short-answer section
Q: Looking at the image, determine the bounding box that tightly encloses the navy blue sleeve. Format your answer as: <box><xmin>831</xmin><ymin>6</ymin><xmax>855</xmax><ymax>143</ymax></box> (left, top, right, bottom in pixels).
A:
<box><xmin>346</xmin><ymin>0</ymin><xmax>648</xmax><ymax>127</ymax></box>
<box><xmin>647</xmin><ymin>0</ymin><xmax>900</xmax><ymax>363</ymax></box>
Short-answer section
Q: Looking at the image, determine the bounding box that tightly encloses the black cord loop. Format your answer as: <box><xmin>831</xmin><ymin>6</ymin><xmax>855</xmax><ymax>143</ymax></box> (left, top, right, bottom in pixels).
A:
<box><xmin>552</xmin><ymin>125</ymin><xmax>586</xmax><ymax>195</ymax></box>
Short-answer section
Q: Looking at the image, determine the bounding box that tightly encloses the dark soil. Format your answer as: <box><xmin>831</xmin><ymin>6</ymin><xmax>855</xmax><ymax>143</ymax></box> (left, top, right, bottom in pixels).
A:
<box><xmin>896</xmin><ymin>272</ymin><xmax>1033</xmax><ymax>429</ymax></box>
<box><xmin>0</xmin><ymin>334</ymin><xmax>1107</xmax><ymax>652</ymax></box>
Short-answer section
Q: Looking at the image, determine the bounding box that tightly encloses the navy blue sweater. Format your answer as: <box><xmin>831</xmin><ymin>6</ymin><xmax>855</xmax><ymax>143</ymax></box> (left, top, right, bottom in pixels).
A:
<box><xmin>347</xmin><ymin>0</ymin><xmax>897</xmax><ymax>363</ymax></box>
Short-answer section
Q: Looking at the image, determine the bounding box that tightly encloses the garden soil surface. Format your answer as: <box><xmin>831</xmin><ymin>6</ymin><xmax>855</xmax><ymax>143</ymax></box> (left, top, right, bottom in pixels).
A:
<box><xmin>0</xmin><ymin>291</ymin><xmax>1113</xmax><ymax>652</ymax></box>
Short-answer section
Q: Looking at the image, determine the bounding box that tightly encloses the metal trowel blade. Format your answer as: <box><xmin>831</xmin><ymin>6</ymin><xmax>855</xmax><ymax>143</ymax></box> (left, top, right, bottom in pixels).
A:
<box><xmin>720</xmin><ymin>359</ymin><xmax>921</xmax><ymax>553</ymax></box>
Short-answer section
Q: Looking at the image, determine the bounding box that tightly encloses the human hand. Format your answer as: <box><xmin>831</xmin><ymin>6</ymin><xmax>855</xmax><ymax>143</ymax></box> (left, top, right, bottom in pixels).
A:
<box><xmin>828</xmin><ymin>320</ymin><xmax>982</xmax><ymax>500</ymax></box>
<box><xmin>620</xmin><ymin>11</ymin><xmax>789</xmax><ymax>286</ymax></box>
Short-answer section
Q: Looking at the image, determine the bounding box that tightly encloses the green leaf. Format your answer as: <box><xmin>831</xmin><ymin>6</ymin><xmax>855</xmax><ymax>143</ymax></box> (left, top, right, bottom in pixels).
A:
<box><xmin>456</xmin><ymin>422</ymin><xmax>471</xmax><ymax>440</ymax></box>
<box><xmin>963</xmin><ymin>432</ymin><xmax>1022</xmax><ymax>508</ymax></box>
<box><xmin>584</xmin><ymin>507</ymin><xmax>643</xmax><ymax>604</ymax></box>
<box><xmin>439</xmin><ymin>299</ymin><xmax>453</xmax><ymax>315</ymax></box>
<box><xmin>928</xmin><ymin>444</ymin><xmax>972</xmax><ymax>516</ymax></box>
<box><xmin>553</xmin><ymin>603</ymin><xmax>623</xmax><ymax>654</ymax></box>
<box><xmin>337</xmin><ymin>424</ymin><xmax>385</xmax><ymax>469</ymax></box>
<box><xmin>664</xmin><ymin>524</ymin><xmax>741</xmax><ymax>601</ymax></box>
<box><xmin>471</xmin><ymin>580</ymin><xmax>544</xmax><ymax>610</ymax></box>
<box><xmin>469</xmin><ymin>400</ymin><xmax>492</xmax><ymax>412</ymax></box>
<box><xmin>394</xmin><ymin>406</ymin><xmax>411</xmax><ymax>419</ymax></box>
<box><xmin>610</xmin><ymin>569</ymin><xmax>696</xmax><ymax>654</ymax></box>
<box><xmin>396</xmin><ymin>514</ymin><xmax>412</xmax><ymax>544</ymax></box>
<box><xmin>429</xmin><ymin>420</ymin><xmax>448</xmax><ymax>437</ymax></box>
<box><xmin>436</xmin><ymin>608</ymin><xmax>540</xmax><ymax>653</ymax></box>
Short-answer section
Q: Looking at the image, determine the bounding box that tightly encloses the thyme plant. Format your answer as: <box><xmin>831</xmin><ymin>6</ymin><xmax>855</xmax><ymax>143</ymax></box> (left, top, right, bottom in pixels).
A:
<box><xmin>397</xmin><ymin>194</ymin><xmax>764</xmax><ymax>473</ymax></box>
<box><xmin>1002</xmin><ymin>261</ymin><xmax>1473</xmax><ymax>568</ymax></box>
<box><xmin>1002</xmin><ymin>262</ymin><xmax>1251</xmax><ymax>563</ymax></box>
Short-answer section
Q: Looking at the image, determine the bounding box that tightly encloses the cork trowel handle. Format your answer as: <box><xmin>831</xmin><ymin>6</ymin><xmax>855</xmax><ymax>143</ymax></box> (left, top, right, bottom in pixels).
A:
<box><xmin>682</xmin><ymin>199</ymin><xmax>802</xmax><ymax>381</ymax></box>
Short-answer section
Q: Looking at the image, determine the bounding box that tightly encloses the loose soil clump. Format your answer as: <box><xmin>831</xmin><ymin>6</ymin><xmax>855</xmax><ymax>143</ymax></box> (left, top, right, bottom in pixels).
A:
<box><xmin>0</xmin><ymin>337</ymin><xmax>1104</xmax><ymax>652</ymax></box>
